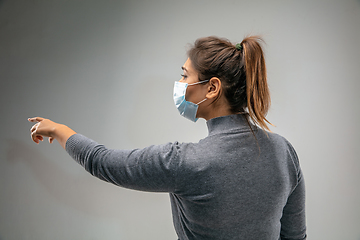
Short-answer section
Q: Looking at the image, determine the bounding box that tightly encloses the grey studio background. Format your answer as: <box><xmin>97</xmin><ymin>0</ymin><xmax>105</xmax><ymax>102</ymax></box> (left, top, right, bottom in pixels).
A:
<box><xmin>0</xmin><ymin>0</ymin><xmax>359</xmax><ymax>239</ymax></box>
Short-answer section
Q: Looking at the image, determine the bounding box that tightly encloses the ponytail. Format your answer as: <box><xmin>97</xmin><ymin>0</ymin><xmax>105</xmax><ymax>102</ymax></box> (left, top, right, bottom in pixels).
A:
<box><xmin>241</xmin><ymin>36</ymin><xmax>272</xmax><ymax>131</ymax></box>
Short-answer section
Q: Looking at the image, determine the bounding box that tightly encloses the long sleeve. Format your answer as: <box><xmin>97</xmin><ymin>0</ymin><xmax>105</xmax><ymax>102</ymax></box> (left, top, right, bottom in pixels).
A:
<box><xmin>280</xmin><ymin>173</ymin><xmax>306</xmax><ymax>239</ymax></box>
<box><xmin>65</xmin><ymin>134</ymin><xmax>180</xmax><ymax>192</ymax></box>
<box><xmin>280</xmin><ymin>141</ymin><xmax>307</xmax><ymax>240</ymax></box>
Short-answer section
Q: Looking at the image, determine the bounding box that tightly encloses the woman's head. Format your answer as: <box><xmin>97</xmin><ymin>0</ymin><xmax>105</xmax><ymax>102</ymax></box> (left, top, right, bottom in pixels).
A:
<box><xmin>187</xmin><ymin>36</ymin><xmax>272</xmax><ymax>131</ymax></box>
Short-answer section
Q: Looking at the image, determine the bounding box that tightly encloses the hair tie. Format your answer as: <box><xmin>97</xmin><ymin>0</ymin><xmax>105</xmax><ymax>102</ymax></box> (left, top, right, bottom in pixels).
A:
<box><xmin>235</xmin><ymin>43</ymin><xmax>242</xmax><ymax>51</ymax></box>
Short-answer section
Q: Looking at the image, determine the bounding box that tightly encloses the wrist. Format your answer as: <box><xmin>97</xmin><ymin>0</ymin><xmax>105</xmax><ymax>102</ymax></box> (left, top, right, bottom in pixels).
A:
<box><xmin>53</xmin><ymin>124</ymin><xmax>75</xmax><ymax>139</ymax></box>
<box><xmin>52</xmin><ymin>124</ymin><xmax>76</xmax><ymax>149</ymax></box>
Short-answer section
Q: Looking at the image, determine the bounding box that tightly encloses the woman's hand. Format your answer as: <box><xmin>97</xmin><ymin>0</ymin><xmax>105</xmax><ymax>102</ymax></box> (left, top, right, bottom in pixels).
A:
<box><xmin>28</xmin><ymin>117</ymin><xmax>76</xmax><ymax>149</ymax></box>
<box><xmin>29</xmin><ymin>117</ymin><xmax>58</xmax><ymax>144</ymax></box>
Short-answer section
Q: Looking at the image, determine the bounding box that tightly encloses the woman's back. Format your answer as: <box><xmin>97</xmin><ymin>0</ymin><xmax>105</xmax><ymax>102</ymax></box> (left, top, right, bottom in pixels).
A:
<box><xmin>170</xmin><ymin>114</ymin><xmax>305</xmax><ymax>239</ymax></box>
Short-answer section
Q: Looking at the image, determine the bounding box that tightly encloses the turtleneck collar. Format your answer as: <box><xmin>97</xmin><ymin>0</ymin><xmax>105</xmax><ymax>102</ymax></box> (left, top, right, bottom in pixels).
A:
<box><xmin>206</xmin><ymin>114</ymin><xmax>255</xmax><ymax>136</ymax></box>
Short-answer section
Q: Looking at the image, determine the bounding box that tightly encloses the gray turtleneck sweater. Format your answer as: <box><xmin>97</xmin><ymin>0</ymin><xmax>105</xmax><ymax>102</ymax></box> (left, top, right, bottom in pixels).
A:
<box><xmin>66</xmin><ymin>114</ymin><xmax>306</xmax><ymax>240</ymax></box>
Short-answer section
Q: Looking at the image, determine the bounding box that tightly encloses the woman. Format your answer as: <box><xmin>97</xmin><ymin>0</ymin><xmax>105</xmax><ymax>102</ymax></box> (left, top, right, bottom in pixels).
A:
<box><xmin>29</xmin><ymin>36</ymin><xmax>306</xmax><ymax>240</ymax></box>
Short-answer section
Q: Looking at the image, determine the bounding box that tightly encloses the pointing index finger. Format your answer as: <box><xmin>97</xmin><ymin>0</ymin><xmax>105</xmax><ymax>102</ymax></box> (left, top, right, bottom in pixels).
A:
<box><xmin>28</xmin><ymin>117</ymin><xmax>45</xmax><ymax>122</ymax></box>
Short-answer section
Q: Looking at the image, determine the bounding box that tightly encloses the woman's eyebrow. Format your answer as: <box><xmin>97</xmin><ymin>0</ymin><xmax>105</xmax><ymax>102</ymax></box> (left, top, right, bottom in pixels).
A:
<box><xmin>181</xmin><ymin>66</ymin><xmax>188</xmax><ymax>72</ymax></box>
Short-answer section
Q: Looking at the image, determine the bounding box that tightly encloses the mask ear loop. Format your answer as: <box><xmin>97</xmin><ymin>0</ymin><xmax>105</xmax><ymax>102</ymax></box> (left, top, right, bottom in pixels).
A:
<box><xmin>196</xmin><ymin>98</ymin><xmax>207</xmax><ymax>105</ymax></box>
<box><xmin>188</xmin><ymin>79</ymin><xmax>209</xmax><ymax>86</ymax></box>
<box><xmin>188</xmin><ymin>79</ymin><xmax>209</xmax><ymax>105</ymax></box>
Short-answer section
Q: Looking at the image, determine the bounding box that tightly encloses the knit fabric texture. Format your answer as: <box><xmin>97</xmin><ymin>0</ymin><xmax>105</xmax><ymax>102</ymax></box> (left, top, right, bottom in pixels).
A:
<box><xmin>66</xmin><ymin>114</ymin><xmax>306</xmax><ymax>240</ymax></box>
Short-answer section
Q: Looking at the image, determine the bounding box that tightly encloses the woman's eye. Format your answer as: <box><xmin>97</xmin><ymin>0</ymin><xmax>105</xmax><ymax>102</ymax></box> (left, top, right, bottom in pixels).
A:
<box><xmin>181</xmin><ymin>74</ymin><xmax>188</xmax><ymax>79</ymax></box>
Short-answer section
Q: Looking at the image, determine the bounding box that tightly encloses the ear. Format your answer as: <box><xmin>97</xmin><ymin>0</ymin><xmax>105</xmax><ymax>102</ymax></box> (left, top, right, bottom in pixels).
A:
<box><xmin>206</xmin><ymin>77</ymin><xmax>221</xmax><ymax>100</ymax></box>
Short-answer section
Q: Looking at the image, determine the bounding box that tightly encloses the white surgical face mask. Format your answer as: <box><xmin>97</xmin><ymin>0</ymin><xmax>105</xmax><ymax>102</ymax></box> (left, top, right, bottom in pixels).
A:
<box><xmin>173</xmin><ymin>80</ymin><xmax>209</xmax><ymax>122</ymax></box>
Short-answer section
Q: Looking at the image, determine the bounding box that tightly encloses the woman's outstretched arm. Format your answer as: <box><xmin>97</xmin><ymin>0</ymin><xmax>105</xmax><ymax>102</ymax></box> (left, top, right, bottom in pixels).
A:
<box><xmin>28</xmin><ymin>116</ymin><xmax>180</xmax><ymax>192</ymax></box>
<box><xmin>28</xmin><ymin>117</ymin><xmax>76</xmax><ymax>149</ymax></box>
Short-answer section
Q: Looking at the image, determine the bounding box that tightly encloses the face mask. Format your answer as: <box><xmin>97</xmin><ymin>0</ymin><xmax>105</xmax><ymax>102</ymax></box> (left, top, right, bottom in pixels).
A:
<box><xmin>173</xmin><ymin>80</ymin><xmax>209</xmax><ymax>122</ymax></box>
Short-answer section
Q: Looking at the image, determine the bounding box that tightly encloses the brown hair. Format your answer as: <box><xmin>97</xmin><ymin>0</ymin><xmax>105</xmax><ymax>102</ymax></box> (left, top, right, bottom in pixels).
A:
<box><xmin>187</xmin><ymin>35</ymin><xmax>272</xmax><ymax>131</ymax></box>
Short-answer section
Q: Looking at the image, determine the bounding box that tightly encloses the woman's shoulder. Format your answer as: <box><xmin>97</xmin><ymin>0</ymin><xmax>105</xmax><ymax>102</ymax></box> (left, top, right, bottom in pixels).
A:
<box><xmin>262</xmin><ymin>130</ymin><xmax>301</xmax><ymax>168</ymax></box>
<box><xmin>259</xmin><ymin>130</ymin><xmax>296</xmax><ymax>148</ymax></box>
